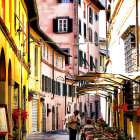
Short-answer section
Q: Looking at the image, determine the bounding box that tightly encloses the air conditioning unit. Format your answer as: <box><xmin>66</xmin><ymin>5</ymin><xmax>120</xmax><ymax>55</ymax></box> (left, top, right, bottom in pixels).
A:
<box><xmin>17</xmin><ymin>50</ymin><xmax>21</xmax><ymax>60</ymax></box>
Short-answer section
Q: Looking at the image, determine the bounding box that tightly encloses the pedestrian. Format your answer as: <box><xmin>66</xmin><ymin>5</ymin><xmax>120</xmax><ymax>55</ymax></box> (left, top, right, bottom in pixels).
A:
<box><xmin>68</xmin><ymin>110</ymin><xmax>80</xmax><ymax>140</ymax></box>
<box><xmin>64</xmin><ymin>111</ymin><xmax>71</xmax><ymax>131</ymax></box>
<box><xmin>83</xmin><ymin>118</ymin><xmax>94</xmax><ymax>140</ymax></box>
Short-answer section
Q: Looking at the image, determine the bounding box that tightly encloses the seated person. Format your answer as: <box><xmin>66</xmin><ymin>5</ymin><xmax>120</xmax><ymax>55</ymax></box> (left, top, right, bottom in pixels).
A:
<box><xmin>83</xmin><ymin>118</ymin><xmax>94</xmax><ymax>140</ymax></box>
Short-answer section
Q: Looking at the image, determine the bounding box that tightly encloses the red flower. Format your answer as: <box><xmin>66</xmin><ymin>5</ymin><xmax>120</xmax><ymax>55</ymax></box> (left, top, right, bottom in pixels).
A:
<box><xmin>121</xmin><ymin>104</ymin><xmax>127</xmax><ymax>111</ymax></box>
<box><xmin>21</xmin><ymin>109</ymin><xmax>27</xmax><ymax>120</ymax></box>
<box><xmin>113</xmin><ymin>106</ymin><xmax>119</xmax><ymax>111</ymax></box>
<box><xmin>12</xmin><ymin>109</ymin><xmax>20</xmax><ymax>122</ymax></box>
<box><xmin>137</xmin><ymin>107</ymin><xmax>140</xmax><ymax>116</ymax></box>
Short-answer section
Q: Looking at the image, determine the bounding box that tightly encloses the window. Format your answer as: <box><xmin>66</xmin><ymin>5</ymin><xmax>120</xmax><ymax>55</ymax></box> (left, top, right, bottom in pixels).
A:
<box><xmin>58</xmin><ymin>19</ymin><xmax>68</xmax><ymax>32</ymax></box>
<box><xmin>95</xmin><ymin>58</ymin><xmax>98</xmax><ymax>72</ymax></box>
<box><xmin>84</xmin><ymin>23</ymin><xmax>86</xmax><ymax>38</ymax></box>
<box><xmin>100</xmin><ymin>56</ymin><xmax>102</xmax><ymax>66</ymax></box>
<box><xmin>45</xmin><ymin>76</ymin><xmax>51</xmax><ymax>93</ymax></box>
<box><xmin>90</xmin><ymin>103</ymin><xmax>92</xmax><ymax>114</ymax></box>
<box><xmin>58</xmin><ymin>0</ymin><xmax>73</xmax><ymax>3</ymax></box>
<box><xmin>53</xmin><ymin>17</ymin><xmax>72</xmax><ymax>33</ymax></box>
<box><xmin>60</xmin><ymin>56</ymin><xmax>63</xmax><ymax>68</ymax></box>
<box><xmin>79</xmin><ymin>50</ymin><xmax>83</xmax><ymax>67</ymax></box>
<box><xmin>35</xmin><ymin>47</ymin><xmax>38</xmax><ymax>76</ymax></box>
<box><xmin>46</xmin><ymin>46</ymin><xmax>48</xmax><ymax>60</ymax></box>
<box><xmin>89</xmin><ymin>28</ymin><xmax>93</xmax><ymax>42</ymax></box>
<box><xmin>69</xmin><ymin>85</ymin><xmax>72</xmax><ymax>97</ymax></box>
<box><xmin>42</xmin><ymin>75</ymin><xmax>45</xmax><ymax>91</ymax></box>
<box><xmin>94</xmin><ymin>31</ymin><xmax>98</xmax><ymax>46</ymax></box>
<box><xmin>90</xmin><ymin>56</ymin><xmax>95</xmax><ymax>71</ymax></box>
<box><xmin>84</xmin><ymin>53</ymin><xmax>86</xmax><ymax>68</ymax></box>
<box><xmin>56</xmin><ymin>54</ymin><xmax>58</xmax><ymax>66</ymax></box>
<box><xmin>63</xmin><ymin>83</ymin><xmax>67</xmax><ymax>96</ymax></box>
<box><xmin>124</xmin><ymin>32</ymin><xmax>135</xmax><ymax>73</ymax></box>
<box><xmin>89</xmin><ymin>7</ymin><xmax>93</xmax><ymax>24</ymax></box>
<box><xmin>78</xmin><ymin>0</ymin><xmax>81</xmax><ymax>6</ymax></box>
<box><xmin>95</xmin><ymin>11</ymin><xmax>98</xmax><ymax>21</ymax></box>
<box><xmin>42</xmin><ymin>44</ymin><xmax>45</xmax><ymax>59</ymax></box>
<box><xmin>79</xmin><ymin>19</ymin><xmax>81</xmax><ymax>35</ymax></box>
<box><xmin>62</xmin><ymin>48</ymin><xmax>70</xmax><ymax>65</ymax></box>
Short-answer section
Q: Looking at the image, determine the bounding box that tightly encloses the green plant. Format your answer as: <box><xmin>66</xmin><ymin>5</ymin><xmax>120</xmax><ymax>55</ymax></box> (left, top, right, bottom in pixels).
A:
<box><xmin>117</xmin><ymin>133</ymin><xmax>126</xmax><ymax>140</ymax></box>
<box><xmin>91</xmin><ymin>112</ymin><xmax>96</xmax><ymax>117</ymax></box>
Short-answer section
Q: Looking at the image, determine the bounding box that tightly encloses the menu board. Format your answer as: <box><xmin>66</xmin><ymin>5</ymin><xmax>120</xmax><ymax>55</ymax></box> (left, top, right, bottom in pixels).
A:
<box><xmin>0</xmin><ymin>108</ymin><xmax>8</xmax><ymax>132</ymax></box>
<box><xmin>0</xmin><ymin>105</ymin><xmax>10</xmax><ymax>136</ymax></box>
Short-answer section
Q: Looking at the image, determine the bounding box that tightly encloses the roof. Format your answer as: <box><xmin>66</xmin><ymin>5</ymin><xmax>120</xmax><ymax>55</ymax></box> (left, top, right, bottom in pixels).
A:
<box><xmin>90</xmin><ymin>0</ymin><xmax>105</xmax><ymax>10</ymax></box>
<box><xmin>121</xmin><ymin>25</ymin><xmax>135</xmax><ymax>40</ymax></box>
<box><xmin>24</xmin><ymin>0</ymin><xmax>71</xmax><ymax>57</ymax></box>
<box><xmin>75</xmin><ymin>72</ymin><xmax>140</xmax><ymax>97</ymax></box>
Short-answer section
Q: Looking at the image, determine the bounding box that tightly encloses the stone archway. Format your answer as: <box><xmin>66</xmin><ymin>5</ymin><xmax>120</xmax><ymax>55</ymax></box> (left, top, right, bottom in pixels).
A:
<box><xmin>0</xmin><ymin>48</ymin><xmax>6</xmax><ymax>104</ymax></box>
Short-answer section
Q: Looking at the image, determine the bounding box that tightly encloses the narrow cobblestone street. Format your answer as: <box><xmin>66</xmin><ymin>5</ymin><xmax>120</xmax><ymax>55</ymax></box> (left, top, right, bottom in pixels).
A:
<box><xmin>26</xmin><ymin>130</ymin><xmax>69</xmax><ymax>140</ymax></box>
<box><xmin>26</xmin><ymin>130</ymin><xmax>81</xmax><ymax>140</ymax></box>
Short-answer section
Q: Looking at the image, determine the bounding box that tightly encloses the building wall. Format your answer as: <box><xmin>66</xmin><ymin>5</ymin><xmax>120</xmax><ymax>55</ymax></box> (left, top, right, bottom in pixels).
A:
<box><xmin>36</xmin><ymin>0</ymin><xmax>75</xmax><ymax>76</ymax></box>
<box><xmin>0</xmin><ymin>0</ymin><xmax>29</xmax><ymax>139</ymax></box>
<box><xmin>109</xmin><ymin>0</ymin><xmax>140</xmax><ymax>139</ymax></box>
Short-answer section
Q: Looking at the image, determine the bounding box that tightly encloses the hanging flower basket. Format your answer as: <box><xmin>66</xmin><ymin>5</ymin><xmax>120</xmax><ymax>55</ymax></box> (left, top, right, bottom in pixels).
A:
<box><xmin>21</xmin><ymin>109</ymin><xmax>27</xmax><ymax>120</ymax></box>
<box><xmin>12</xmin><ymin>109</ymin><xmax>20</xmax><ymax>122</ymax></box>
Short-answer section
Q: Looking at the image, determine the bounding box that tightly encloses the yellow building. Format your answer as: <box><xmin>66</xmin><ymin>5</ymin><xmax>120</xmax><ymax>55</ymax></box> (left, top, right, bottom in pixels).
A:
<box><xmin>107</xmin><ymin>0</ymin><xmax>140</xmax><ymax>139</ymax></box>
<box><xmin>0</xmin><ymin>0</ymin><xmax>30</xmax><ymax>139</ymax></box>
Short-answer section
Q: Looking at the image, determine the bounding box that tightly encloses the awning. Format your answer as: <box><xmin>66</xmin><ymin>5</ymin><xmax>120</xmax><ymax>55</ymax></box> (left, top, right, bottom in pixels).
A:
<box><xmin>75</xmin><ymin>72</ymin><xmax>140</xmax><ymax>97</ymax></box>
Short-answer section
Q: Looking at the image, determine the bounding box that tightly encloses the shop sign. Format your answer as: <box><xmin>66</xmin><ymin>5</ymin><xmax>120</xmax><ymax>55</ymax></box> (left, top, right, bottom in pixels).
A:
<box><xmin>137</xmin><ymin>107</ymin><xmax>140</xmax><ymax>116</ymax></box>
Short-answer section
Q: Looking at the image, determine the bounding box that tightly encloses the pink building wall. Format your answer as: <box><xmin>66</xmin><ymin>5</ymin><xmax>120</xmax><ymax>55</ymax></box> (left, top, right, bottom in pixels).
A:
<box><xmin>37</xmin><ymin>0</ymin><xmax>75</xmax><ymax>76</ymax></box>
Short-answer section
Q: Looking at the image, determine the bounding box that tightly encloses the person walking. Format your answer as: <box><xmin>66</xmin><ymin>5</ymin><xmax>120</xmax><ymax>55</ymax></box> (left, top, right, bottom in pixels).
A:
<box><xmin>68</xmin><ymin>110</ymin><xmax>80</xmax><ymax>140</ymax></box>
<box><xmin>64</xmin><ymin>111</ymin><xmax>71</xmax><ymax>131</ymax></box>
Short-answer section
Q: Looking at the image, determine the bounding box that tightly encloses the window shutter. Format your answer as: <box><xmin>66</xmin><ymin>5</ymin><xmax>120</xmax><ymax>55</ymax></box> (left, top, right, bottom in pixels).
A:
<box><xmin>42</xmin><ymin>75</ymin><xmax>45</xmax><ymax>91</ymax></box>
<box><xmin>45</xmin><ymin>76</ymin><xmax>47</xmax><ymax>92</ymax></box>
<box><xmin>68</xmin><ymin>18</ymin><xmax>73</xmax><ymax>32</ymax></box>
<box><xmin>53</xmin><ymin>19</ymin><xmax>58</xmax><ymax>33</ymax></box>
<box><xmin>58</xmin><ymin>0</ymin><xmax>61</xmax><ymax>3</ymax></box>
<box><xmin>84</xmin><ymin>23</ymin><xmax>86</xmax><ymax>38</ymax></box>
<box><xmin>79</xmin><ymin>19</ymin><xmax>81</xmax><ymax>35</ymax></box>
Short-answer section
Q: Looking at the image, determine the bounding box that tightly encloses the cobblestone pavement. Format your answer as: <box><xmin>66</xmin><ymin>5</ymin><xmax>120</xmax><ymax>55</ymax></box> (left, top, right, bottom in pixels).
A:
<box><xmin>26</xmin><ymin>130</ymin><xmax>81</xmax><ymax>140</ymax></box>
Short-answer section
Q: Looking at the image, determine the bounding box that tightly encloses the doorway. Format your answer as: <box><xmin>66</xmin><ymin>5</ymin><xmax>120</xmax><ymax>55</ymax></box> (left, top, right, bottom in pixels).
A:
<box><xmin>52</xmin><ymin>106</ymin><xmax>55</xmax><ymax>130</ymax></box>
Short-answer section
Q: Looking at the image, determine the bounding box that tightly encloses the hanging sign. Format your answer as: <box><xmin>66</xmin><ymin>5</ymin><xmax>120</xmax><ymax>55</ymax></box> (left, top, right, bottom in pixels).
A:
<box><xmin>137</xmin><ymin>107</ymin><xmax>140</xmax><ymax>116</ymax></box>
<box><xmin>121</xmin><ymin>104</ymin><xmax>127</xmax><ymax>111</ymax></box>
<box><xmin>0</xmin><ymin>104</ymin><xmax>10</xmax><ymax>136</ymax></box>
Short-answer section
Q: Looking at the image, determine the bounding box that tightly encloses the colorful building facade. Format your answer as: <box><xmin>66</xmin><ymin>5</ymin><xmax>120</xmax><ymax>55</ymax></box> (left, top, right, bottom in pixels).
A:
<box><xmin>36</xmin><ymin>0</ymin><xmax>104</xmax><ymax>125</ymax></box>
<box><xmin>107</xmin><ymin>0</ymin><xmax>140</xmax><ymax>139</ymax></box>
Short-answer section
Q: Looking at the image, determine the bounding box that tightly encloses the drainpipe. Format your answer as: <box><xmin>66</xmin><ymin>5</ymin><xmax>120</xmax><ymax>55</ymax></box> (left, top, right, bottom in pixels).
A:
<box><xmin>52</xmin><ymin>50</ymin><xmax>54</xmax><ymax>99</ymax></box>
<box><xmin>105</xmin><ymin>0</ymin><xmax>108</xmax><ymax>59</ymax></box>
<box><xmin>136</xmin><ymin>0</ymin><xmax>139</xmax><ymax>67</ymax></box>
<box><xmin>65</xmin><ymin>75</ymin><xmax>67</xmax><ymax>115</ymax></box>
